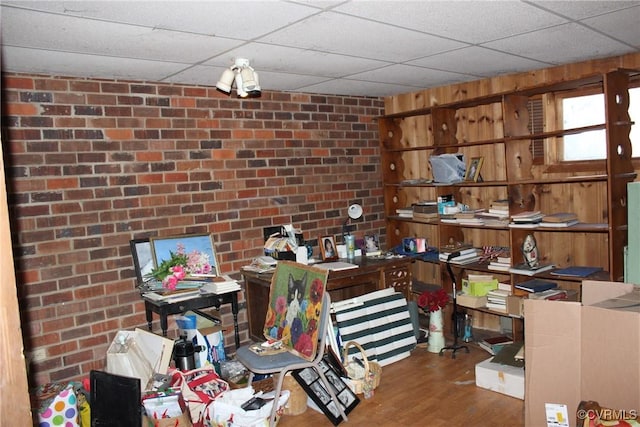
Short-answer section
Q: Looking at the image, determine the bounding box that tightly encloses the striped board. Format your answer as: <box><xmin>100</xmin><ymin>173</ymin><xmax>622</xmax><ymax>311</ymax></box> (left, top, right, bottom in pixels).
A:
<box><xmin>334</xmin><ymin>288</ymin><xmax>417</xmax><ymax>367</ymax></box>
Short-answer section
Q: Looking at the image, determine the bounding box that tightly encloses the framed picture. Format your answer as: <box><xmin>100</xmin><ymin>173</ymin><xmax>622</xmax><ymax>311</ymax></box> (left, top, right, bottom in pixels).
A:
<box><xmin>150</xmin><ymin>233</ymin><xmax>219</xmax><ymax>277</ymax></box>
<box><xmin>320</xmin><ymin>235</ymin><xmax>338</xmax><ymax>261</ymax></box>
<box><xmin>292</xmin><ymin>362</ymin><xmax>359</xmax><ymax>426</ymax></box>
<box><xmin>402</xmin><ymin>237</ymin><xmax>417</xmax><ymax>254</ymax></box>
<box><xmin>465</xmin><ymin>156</ymin><xmax>484</xmax><ymax>182</ymax></box>
<box><xmin>130</xmin><ymin>238</ymin><xmax>153</xmax><ymax>284</ymax></box>
<box><xmin>263</xmin><ymin>262</ymin><xmax>328</xmax><ymax>360</ymax></box>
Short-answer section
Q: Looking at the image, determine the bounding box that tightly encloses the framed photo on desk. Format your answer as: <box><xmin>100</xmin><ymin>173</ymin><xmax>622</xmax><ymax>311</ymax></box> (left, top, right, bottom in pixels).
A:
<box><xmin>150</xmin><ymin>233</ymin><xmax>219</xmax><ymax>276</ymax></box>
<box><xmin>130</xmin><ymin>238</ymin><xmax>153</xmax><ymax>284</ymax></box>
<box><xmin>320</xmin><ymin>235</ymin><xmax>338</xmax><ymax>261</ymax></box>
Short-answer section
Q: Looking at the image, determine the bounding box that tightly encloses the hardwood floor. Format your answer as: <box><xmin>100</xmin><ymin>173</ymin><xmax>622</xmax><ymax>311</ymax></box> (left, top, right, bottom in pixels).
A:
<box><xmin>277</xmin><ymin>342</ymin><xmax>525</xmax><ymax>426</ymax></box>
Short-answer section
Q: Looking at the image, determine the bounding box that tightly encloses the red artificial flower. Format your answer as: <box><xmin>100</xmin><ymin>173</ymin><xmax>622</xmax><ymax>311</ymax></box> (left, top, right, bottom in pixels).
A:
<box><xmin>417</xmin><ymin>288</ymin><xmax>449</xmax><ymax>312</ymax></box>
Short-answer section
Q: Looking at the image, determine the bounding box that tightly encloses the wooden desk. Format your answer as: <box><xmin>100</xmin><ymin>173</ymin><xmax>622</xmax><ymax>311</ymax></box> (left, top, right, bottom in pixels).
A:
<box><xmin>143</xmin><ymin>291</ymin><xmax>240</xmax><ymax>349</ymax></box>
<box><xmin>242</xmin><ymin>256</ymin><xmax>413</xmax><ymax>342</ymax></box>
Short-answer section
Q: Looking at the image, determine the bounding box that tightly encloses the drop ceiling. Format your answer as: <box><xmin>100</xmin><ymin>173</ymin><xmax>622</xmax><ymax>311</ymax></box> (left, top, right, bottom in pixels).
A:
<box><xmin>1</xmin><ymin>1</ymin><xmax>639</xmax><ymax>97</ymax></box>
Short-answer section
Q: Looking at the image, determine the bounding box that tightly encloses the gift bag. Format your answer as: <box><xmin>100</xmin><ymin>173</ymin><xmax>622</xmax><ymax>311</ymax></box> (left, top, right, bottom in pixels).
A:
<box><xmin>35</xmin><ymin>383</ymin><xmax>80</xmax><ymax>427</ymax></box>
<box><xmin>206</xmin><ymin>387</ymin><xmax>290</xmax><ymax>427</ymax></box>
<box><xmin>171</xmin><ymin>367</ymin><xmax>229</xmax><ymax>427</ymax></box>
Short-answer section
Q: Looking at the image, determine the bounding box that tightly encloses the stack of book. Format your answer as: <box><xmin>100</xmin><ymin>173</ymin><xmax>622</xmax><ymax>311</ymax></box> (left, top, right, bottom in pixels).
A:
<box><xmin>200</xmin><ymin>275</ymin><xmax>242</xmax><ymax>294</ymax></box>
<box><xmin>514</xmin><ymin>278</ymin><xmax>558</xmax><ymax>293</ymax></box>
<box><xmin>478</xmin><ymin>335</ymin><xmax>514</xmax><ymax>355</ymax></box>
<box><xmin>454</xmin><ymin>209</ymin><xmax>486</xmax><ymax>226</ymax></box>
<box><xmin>395</xmin><ymin>207</ymin><xmax>414</xmax><ymax>218</ymax></box>
<box><xmin>412</xmin><ymin>201</ymin><xmax>439</xmax><ymax>220</ymax></box>
<box><xmin>485</xmin><ymin>288</ymin><xmax>511</xmax><ymax>312</ymax></box>
<box><xmin>143</xmin><ymin>288</ymin><xmax>202</xmax><ymax>303</ymax></box>
<box><xmin>509</xmin><ymin>211</ymin><xmax>545</xmax><ymax>228</ymax></box>
<box><xmin>476</xmin><ymin>201</ymin><xmax>509</xmax><ymax>226</ymax></box>
<box><xmin>488</xmin><ymin>254</ymin><xmax>511</xmax><ymax>272</ymax></box>
<box><xmin>488</xmin><ymin>199</ymin><xmax>510</xmax><ymax>217</ymax></box>
<box><xmin>509</xmin><ymin>262</ymin><xmax>555</xmax><ymax>276</ymax></box>
<box><xmin>439</xmin><ymin>247</ymin><xmax>480</xmax><ymax>264</ymax></box>
<box><xmin>539</xmin><ymin>212</ymin><xmax>579</xmax><ymax>228</ymax></box>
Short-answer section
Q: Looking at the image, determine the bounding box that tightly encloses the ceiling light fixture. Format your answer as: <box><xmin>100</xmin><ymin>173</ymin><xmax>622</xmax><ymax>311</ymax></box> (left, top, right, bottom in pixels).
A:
<box><xmin>216</xmin><ymin>58</ymin><xmax>261</xmax><ymax>98</ymax></box>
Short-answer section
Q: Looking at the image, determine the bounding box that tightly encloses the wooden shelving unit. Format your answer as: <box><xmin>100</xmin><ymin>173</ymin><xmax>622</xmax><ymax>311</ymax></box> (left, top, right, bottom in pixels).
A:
<box><xmin>378</xmin><ymin>69</ymin><xmax>637</xmax><ymax>340</ymax></box>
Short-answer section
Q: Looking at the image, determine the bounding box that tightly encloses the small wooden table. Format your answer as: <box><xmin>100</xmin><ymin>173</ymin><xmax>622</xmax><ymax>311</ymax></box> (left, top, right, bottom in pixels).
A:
<box><xmin>142</xmin><ymin>291</ymin><xmax>241</xmax><ymax>349</ymax></box>
<box><xmin>242</xmin><ymin>256</ymin><xmax>414</xmax><ymax>342</ymax></box>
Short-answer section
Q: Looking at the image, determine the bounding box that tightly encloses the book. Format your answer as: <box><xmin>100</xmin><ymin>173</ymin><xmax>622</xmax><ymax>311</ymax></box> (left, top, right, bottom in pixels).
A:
<box><xmin>488</xmin><ymin>262</ymin><xmax>511</xmax><ymax>272</ymax></box>
<box><xmin>496</xmin><ymin>255</ymin><xmax>512</xmax><ymax>264</ymax></box>
<box><xmin>143</xmin><ymin>289</ymin><xmax>202</xmax><ymax>303</ymax></box>
<box><xmin>510</xmin><ymin>210</ymin><xmax>543</xmax><ymax>220</ymax></box>
<box><xmin>314</xmin><ymin>261</ymin><xmax>358</xmax><ymax>271</ymax></box>
<box><xmin>449</xmin><ymin>255</ymin><xmax>481</xmax><ymax>265</ymax></box>
<box><xmin>539</xmin><ymin>220</ymin><xmax>579</xmax><ymax>228</ymax></box>
<box><xmin>514</xmin><ymin>278</ymin><xmax>558</xmax><ymax>293</ymax></box>
<box><xmin>527</xmin><ymin>288</ymin><xmax>568</xmax><ymax>300</ymax></box>
<box><xmin>439</xmin><ymin>250</ymin><xmax>479</xmax><ymax>262</ymax></box>
<box><xmin>509</xmin><ymin>262</ymin><xmax>555</xmax><ymax>276</ymax></box>
<box><xmin>510</xmin><ymin>213</ymin><xmax>544</xmax><ymax>224</ymax></box>
<box><xmin>508</xmin><ymin>222</ymin><xmax>539</xmax><ymax>229</ymax></box>
<box><xmin>490</xmin><ymin>199</ymin><xmax>510</xmax><ymax>209</ymax></box>
<box><xmin>200</xmin><ymin>275</ymin><xmax>242</xmax><ymax>294</ymax></box>
<box><xmin>396</xmin><ymin>207</ymin><xmax>413</xmax><ymax>218</ymax></box>
<box><xmin>467</xmin><ymin>273</ymin><xmax>495</xmax><ymax>282</ymax></box>
<box><xmin>542</xmin><ymin>212</ymin><xmax>578</xmax><ymax>223</ymax></box>
<box><xmin>439</xmin><ymin>247</ymin><xmax>477</xmax><ymax>258</ymax></box>
<box><xmin>413</xmin><ymin>203</ymin><xmax>439</xmax><ymax>214</ymax></box>
<box><xmin>479</xmin><ymin>335</ymin><xmax>514</xmax><ymax>355</ymax></box>
<box><xmin>486</xmin><ymin>302</ymin><xmax>507</xmax><ymax>312</ymax></box>
<box><xmin>550</xmin><ymin>266</ymin><xmax>604</xmax><ymax>278</ymax></box>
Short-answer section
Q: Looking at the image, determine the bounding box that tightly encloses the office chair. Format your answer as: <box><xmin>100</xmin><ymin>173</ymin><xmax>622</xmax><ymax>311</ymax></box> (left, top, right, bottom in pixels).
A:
<box><xmin>236</xmin><ymin>291</ymin><xmax>348</xmax><ymax>426</ymax></box>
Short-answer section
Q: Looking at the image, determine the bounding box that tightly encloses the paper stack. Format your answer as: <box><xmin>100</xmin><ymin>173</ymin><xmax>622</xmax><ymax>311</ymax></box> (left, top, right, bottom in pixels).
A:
<box><xmin>200</xmin><ymin>275</ymin><xmax>241</xmax><ymax>294</ymax></box>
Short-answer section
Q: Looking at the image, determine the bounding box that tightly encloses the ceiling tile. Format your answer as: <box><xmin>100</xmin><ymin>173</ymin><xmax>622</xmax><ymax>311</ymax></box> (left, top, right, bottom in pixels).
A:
<box><xmin>332</xmin><ymin>1</ymin><xmax>568</xmax><ymax>43</ymax></box>
<box><xmin>1</xmin><ymin>46</ymin><xmax>190</xmax><ymax>81</ymax></box>
<box><xmin>482</xmin><ymin>22</ymin><xmax>634</xmax><ymax>64</ymax></box>
<box><xmin>1</xmin><ymin>8</ymin><xmax>242</xmax><ymax>63</ymax></box>
<box><xmin>408</xmin><ymin>46</ymin><xmax>551</xmax><ymax>77</ymax></box>
<box><xmin>582</xmin><ymin>6</ymin><xmax>640</xmax><ymax>47</ymax></box>
<box><xmin>259</xmin><ymin>11</ymin><xmax>468</xmax><ymax>62</ymax></box>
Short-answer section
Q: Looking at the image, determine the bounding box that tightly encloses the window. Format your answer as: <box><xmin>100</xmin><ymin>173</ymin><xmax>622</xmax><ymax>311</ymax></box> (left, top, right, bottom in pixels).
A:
<box><xmin>562</xmin><ymin>87</ymin><xmax>639</xmax><ymax>161</ymax></box>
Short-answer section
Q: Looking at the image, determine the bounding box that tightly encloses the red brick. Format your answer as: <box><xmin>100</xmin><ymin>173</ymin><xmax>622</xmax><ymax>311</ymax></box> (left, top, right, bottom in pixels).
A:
<box><xmin>3</xmin><ymin>71</ymin><xmax>385</xmax><ymax>390</ymax></box>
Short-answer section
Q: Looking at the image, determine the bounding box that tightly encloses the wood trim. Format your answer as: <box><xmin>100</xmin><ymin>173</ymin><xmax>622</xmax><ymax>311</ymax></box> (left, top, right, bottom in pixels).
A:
<box><xmin>0</xmin><ymin>125</ymin><xmax>32</xmax><ymax>423</ymax></box>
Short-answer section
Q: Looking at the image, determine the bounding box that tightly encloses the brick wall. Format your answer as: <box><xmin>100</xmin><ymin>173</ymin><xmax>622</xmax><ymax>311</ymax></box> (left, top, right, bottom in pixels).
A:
<box><xmin>1</xmin><ymin>72</ymin><xmax>386</xmax><ymax>386</ymax></box>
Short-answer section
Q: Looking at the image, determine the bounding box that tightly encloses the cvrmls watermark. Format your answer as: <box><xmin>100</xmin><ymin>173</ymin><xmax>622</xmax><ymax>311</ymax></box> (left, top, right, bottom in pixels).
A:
<box><xmin>576</xmin><ymin>408</ymin><xmax>638</xmax><ymax>420</ymax></box>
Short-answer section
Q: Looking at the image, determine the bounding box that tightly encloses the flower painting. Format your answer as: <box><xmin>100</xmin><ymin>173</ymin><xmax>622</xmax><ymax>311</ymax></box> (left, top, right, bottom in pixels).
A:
<box><xmin>149</xmin><ymin>233</ymin><xmax>218</xmax><ymax>289</ymax></box>
<box><xmin>263</xmin><ymin>261</ymin><xmax>328</xmax><ymax>361</ymax></box>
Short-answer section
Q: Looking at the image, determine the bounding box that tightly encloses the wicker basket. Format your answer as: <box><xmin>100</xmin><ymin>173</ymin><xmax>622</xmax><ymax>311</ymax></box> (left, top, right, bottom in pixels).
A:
<box><xmin>341</xmin><ymin>341</ymin><xmax>382</xmax><ymax>394</ymax></box>
<box><xmin>282</xmin><ymin>373</ymin><xmax>307</xmax><ymax>415</ymax></box>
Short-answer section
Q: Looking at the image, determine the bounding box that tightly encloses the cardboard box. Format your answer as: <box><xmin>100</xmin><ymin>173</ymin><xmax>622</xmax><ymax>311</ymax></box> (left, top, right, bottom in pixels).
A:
<box><xmin>462</xmin><ymin>279</ymin><xmax>498</xmax><ymax>296</ymax></box>
<box><xmin>524</xmin><ymin>280</ymin><xmax>640</xmax><ymax>427</ymax></box>
<box><xmin>457</xmin><ymin>293</ymin><xmax>487</xmax><ymax>308</ymax></box>
<box><xmin>506</xmin><ymin>295</ymin><xmax>524</xmax><ymax>317</ymax></box>
<box><xmin>475</xmin><ymin>357</ymin><xmax>525</xmax><ymax>399</ymax></box>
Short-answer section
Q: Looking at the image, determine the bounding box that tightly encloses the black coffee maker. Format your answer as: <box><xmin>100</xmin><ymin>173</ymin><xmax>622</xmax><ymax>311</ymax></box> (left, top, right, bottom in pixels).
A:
<box><xmin>173</xmin><ymin>336</ymin><xmax>204</xmax><ymax>371</ymax></box>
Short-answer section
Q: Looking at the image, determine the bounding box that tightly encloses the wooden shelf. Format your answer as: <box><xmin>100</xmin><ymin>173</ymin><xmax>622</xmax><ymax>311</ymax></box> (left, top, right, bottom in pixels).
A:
<box><xmin>380</xmin><ymin>69</ymin><xmax>635</xmax><ymax>337</ymax></box>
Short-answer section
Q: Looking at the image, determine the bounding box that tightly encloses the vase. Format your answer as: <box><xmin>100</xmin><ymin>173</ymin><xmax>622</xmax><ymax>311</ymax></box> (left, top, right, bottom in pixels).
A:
<box><xmin>427</xmin><ymin>308</ymin><xmax>445</xmax><ymax>353</ymax></box>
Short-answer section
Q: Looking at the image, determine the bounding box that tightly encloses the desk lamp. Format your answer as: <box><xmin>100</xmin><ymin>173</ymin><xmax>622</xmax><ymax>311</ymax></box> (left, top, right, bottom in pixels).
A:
<box><xmin>342</xmin><ymin>204</ymin><xmax>363</xmax><ymax>239</ymax></box>
<box><xmin>439</xmin><ymin>252</ymin><xmax>470</xmax><ymax>359</ymax></box>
